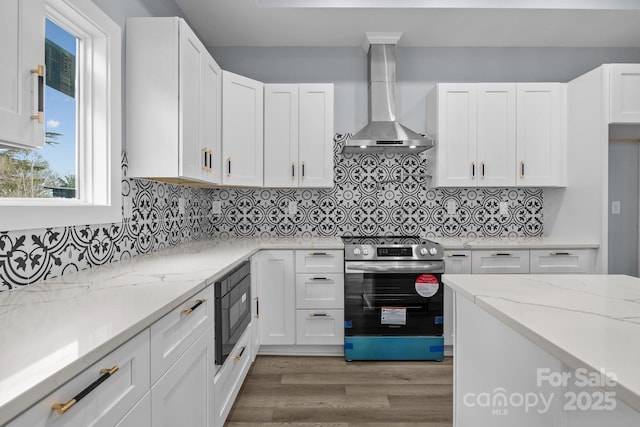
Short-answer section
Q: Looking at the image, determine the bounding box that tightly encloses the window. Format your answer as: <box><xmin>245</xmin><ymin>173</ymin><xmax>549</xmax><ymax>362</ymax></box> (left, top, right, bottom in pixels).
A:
<box><xmin>0</xmin><ymin>0</ymin><xmax>121</xmax><ymax>231</ymax></box>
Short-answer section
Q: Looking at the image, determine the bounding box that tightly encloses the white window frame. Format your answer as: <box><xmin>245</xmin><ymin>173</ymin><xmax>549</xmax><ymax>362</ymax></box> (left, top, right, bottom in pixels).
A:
<box><xmin>0</xmin><ymin>0</ymin><xmax>121</xmax><ymax>231</ymax></box>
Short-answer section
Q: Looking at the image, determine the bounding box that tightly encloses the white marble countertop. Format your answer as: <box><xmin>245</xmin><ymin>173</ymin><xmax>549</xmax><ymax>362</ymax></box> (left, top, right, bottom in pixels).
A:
<box><xmin>431</xmin><ymin>236</ymin><xmax>600</xmax><ymax>250</ymax></box>
<box><xmin>442</xmin><ymin>274</ymin><xmax>640</xmax><ymax>413</ymax></box>
<box><xmin>0</xmin><ymin>236</ymin><xmax>342</xmax><ymax>426</ymax></box>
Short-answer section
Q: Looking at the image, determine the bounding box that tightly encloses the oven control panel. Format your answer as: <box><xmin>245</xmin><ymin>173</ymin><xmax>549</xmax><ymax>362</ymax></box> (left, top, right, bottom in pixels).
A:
<box><xmin>344</xmin><ymin>242</ymin><xmax>443</xmax><ymax>261</ymax></box>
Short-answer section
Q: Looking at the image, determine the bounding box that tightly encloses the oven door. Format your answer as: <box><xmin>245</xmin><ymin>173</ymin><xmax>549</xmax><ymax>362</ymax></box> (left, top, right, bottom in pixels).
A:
<box><xmin>344</xmin><ymin>261</ymin><xmax>444</xmax><ymax>336</ymax></box>
<box><xmin>215</xmin><ymin>273</ymin><xmax>251</xmax><ymax>365</ymax></box>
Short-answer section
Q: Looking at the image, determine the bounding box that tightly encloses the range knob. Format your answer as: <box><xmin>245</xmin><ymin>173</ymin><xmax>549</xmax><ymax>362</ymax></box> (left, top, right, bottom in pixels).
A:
<box><xmin>353</xmin><ymin>247</ymin><xmax>361</xmax><ymax>256</ymax></box>
<box><xmin>429</xmin><ymin>247</ymin><xmax>438</xmax><ymax>256</ymax></box>
<box><xmin>419</xmin><ymin>247</ymin><xmax>428</xmax><ymax>256</ymax></box>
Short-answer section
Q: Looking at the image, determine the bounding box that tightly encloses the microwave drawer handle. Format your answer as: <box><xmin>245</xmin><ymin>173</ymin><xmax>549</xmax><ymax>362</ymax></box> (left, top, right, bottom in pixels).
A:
<box><xmin>181</xmin><ymin>299</ymin><xmax>205</xmax><ymax>315</ymax></box>
<box><xmin>232</xmin><ymin>346</ymin><xmax>246</xmax><ymax>361</ymax></box>
<box><xmin>51</xmin><ymin>366</ymin><xmax>119</xmax><ymax>414</ymax></box>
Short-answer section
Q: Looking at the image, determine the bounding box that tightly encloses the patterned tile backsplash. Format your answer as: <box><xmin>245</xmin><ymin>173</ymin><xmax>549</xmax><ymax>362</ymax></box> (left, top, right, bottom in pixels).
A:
<box><xmin>0</xmin><ymin>134</ymin><xmax>542</xmax><ymax>291</ymax></box>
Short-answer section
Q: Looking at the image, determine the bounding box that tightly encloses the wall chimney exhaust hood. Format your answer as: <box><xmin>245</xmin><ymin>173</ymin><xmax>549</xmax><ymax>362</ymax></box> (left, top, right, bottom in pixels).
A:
<box><xmin>342</xmin><ymin>33</ymin><xmax>434</xmax><ymax>154</ymax></box>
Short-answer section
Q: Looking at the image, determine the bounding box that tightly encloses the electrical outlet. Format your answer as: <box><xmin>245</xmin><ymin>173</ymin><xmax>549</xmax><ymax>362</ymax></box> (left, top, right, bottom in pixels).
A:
<box><xmin>446</xmin><ymin>200</ymin><xmax>457</xmax><ymax>215</ymax></box>
<box><xmin>499</xmin><ymin>201</ymin><xmax>508</xmax><ymax>216</ymax></box>
<box><xmin>123</xmin><ymin>197</ymin><xmax>133</xmax><ymax>219</ymax></box>
<box><xmin>179</xmin><ymin>198</ymin><xmax>185</xmax><ymax>216</ymax></box>
<box><xmin>288</xmin><ymin>201</ymin><xmax>297</xmax><ymax>215</ymax></box>
<box><xmin>212</xmin><ymin>201</ymin><xmax>222</xmax><ymax>215</ymax></box>
<box><xmin>612</xmin><ymin>201</ymin><xmax>621</xmax><ymax>215</ymax></box>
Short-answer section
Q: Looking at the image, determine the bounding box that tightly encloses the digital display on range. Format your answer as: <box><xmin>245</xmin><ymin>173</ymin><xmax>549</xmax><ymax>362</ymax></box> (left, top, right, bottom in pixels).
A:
<box><xmin>377</xmin><ymin>247</ymin><xmax>413</xmax><ymax>257</ymax></box>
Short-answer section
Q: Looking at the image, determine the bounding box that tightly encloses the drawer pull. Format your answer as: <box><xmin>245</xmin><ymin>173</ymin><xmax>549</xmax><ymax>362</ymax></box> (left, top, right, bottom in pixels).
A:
<box><xmin>181</xmin><ymin>299</ymin><xmax>205</xmax><ymax>315</ymax></box>
<box><xmin>447</xmin><ymin>253</ymin><xmax>469</xmax><ymax>258</ymax></box>
<box><xmin>232</xmin><ymin>346</ymin><xmax>246</xmax><ymax>361</ymax></box>
<box><xmin>550</xmin><ymin>251</ymin><xmax>572</xmax><ymax>256</ymax></box>
<box><xmin>309</xmin><ymin>252</ymin><xmax>330</xmax><ymax>256</ymax></box>
<box><xmin>51</xmin><ymin>365</ymin><xmax>119</xmax><ymax>415</ymax></box>
<box><xmin>311</xmin><ymin>276</ymin><xmax>329</xmax><ymax>281</ymax></box>
<box><xmin>309</xmin><ymin>312</ymin><xmax>331</xmax><ymax>318</ymax></box>
<box><xmin>491</xmin><ymin>252</ymin><xmax>513</xmax><ymax>257</ymax></box>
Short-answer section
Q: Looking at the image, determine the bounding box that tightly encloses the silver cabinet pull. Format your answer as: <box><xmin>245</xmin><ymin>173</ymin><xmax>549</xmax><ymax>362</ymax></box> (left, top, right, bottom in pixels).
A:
<box><xmin>550</xmin><ymin>251</ymin><xmax>572</xmax><ymax>256</ymax></box>
<box><xmin>31</xmin><ymin>65</ymin><xmax>45</xmax><ymax>123</ymax></box>
<box><xmin>232</xmin><ymin>346</ymin><xmax>246</xmax><ymax>361</ymax></box>
<box><xmin>447</xmin><ymin>253</ymin><xmax>469</xmax><ymax>258</ymax></box>
<box><xmin>491</xmin><ymin>252</ymin><xmax>513</xmax><ymax>257</ymax></box>
<box><xmin>309</xmin><ymin>312</ymin><xmax>331</xmax><ymax>318</ymax></box>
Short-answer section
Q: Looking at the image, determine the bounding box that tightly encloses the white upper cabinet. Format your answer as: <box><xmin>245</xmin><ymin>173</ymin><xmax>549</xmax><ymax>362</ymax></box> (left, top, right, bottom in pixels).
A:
<box><xmin>126</xmin><ymin>17</ymin><xmax>222</xmax><ymax>186</ymax></box>
<box><xmin>477</xmin><ymin>83</ymin><xmax>517</xmax><ymax>187</ymax></box>
<box><xmin>429</xmin><ymin>82</ymin><xmax>565</xmax><ymax>188</ymax></box>
<box><xmin>222</xmin><ymin>71</ymin><xmax>264</xmax><ymax>187</ymax></box>
<box><xmin>429</xmin><ymin>84</ymin><xmax>477</xmax><ymax>187</ymax></box>
<box><xmin>516</xmin><ymin>83</ymin><xmax>566</xmax><ymax>187</ymax></box>
<box><xmin>609</xmin><ymin>64</ymin><xmax>640</xmax><ymax>123</ymax></box>
<box><xmin>264</xmin><ymin>84</ymin><xmax>334</xmax><ymax>188</ymax></box>
<box><xmin>0</xmin><ymin>0</ymin><xmax>45</xmax><ymax>149</ymax></box>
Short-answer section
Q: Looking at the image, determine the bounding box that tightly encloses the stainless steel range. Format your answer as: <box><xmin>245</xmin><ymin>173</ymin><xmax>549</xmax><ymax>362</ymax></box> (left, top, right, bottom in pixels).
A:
<box><xmin>342</xmin><ymin>236</ymin><xmax>445</xmax><ymax>361</ymax></box>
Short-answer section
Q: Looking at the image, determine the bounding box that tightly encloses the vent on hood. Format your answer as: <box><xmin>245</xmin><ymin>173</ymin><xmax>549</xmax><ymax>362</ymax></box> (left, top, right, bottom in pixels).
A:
<box><xmin>342</xmin><ymin>41</ymin><xmax>433</xmax><ymax>154</ymax></box>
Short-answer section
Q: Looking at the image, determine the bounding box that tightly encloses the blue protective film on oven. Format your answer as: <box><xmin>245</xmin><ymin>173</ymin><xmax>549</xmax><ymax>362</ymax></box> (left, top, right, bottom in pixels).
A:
<box><xmin>435</xmin><ymin>316</ymin><xmax>443</xmax><ymax>324</ymax></box>
<box><xmin>344</xmin><ymin>320</ymin><xmax>353</xmax><ymax>328</ymax></box>
<box><xmin>344</xmin><ymin>336</ymin><xmax>444</xmax><ymax>361</ymax></box>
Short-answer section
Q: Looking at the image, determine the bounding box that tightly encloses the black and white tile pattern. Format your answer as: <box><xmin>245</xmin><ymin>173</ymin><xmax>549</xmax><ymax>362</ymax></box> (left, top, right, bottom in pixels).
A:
<box><xmin>0</xmin><ymin>134</ymin><xmax>543</xmax><ymax>291</ymax></box>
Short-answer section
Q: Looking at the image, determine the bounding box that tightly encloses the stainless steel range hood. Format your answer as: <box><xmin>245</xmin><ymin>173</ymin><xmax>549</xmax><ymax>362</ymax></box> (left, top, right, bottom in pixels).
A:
<box><xmin>342</xmin><ymin>43</ymin><xmax>433</xmax><ymax>154</ymax></box>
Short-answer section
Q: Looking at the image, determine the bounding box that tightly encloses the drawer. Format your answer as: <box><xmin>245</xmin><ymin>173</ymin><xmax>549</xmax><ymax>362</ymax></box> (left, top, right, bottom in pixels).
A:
<box><xmin>530</xmin><ymin>249</ymin><xmax>595</xmax><ymax>274</ymax></box>
<box><xmin>295</xmin><ymin>309</ymin><xmax>344</xmax><ymax>345</ymax></box>
<box><xmin>295</xmin><ymin>273</ymin><xmax>344</xmax><ymax>309</ymax></box>
<box><xmin>8</xmin><ymin>330</ymin><xmax>150</xmax><ymax>427</ymax></box>
<box><xmin>444</xmin><ymin>251</ymin><xmax>472</xmax><ymax>274</ymax></box>
<box><xmin>213</xmin><ymin>326</ymin><xmax>252</xmax><ymax>426</ymax></box>
<box><xmin>471</xmin><ymin>250</ymin><xmax>530</xmax><ymax>274</ymax></box>
<box><xmin>150</xmin><ymin>285</ymin><xmax>214</xmax><ymax>384</ymax></box>
<box><xmin>295</xmin><ymin>250</ymin><xmax>344</xmax><ymax>273</ymax></box>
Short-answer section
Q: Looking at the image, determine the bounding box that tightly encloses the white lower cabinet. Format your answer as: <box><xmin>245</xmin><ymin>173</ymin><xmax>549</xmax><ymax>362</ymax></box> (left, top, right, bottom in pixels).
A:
<box><xmin>471</xmin><ymin>249</ymin><xmax>530</xmax><ymax>274</ymax></box>
<box><xmin>150</xmin><ymin>326</ymin><xmax>214</xmax><ymax>427</ymax></box>
<box><xmin>115</xmin><ymin>392</ymin><xmax>151</xmax><ymax>427</ymax></box>
<box><xmin>529</xmin><ymin>249</ymin><xmax>595</xmax><ymax>273</ymax></box>
<box><xmin>8</xmin><ymin>331</ymin><xmax>150</xmax><ymax>427</ymax></box>
<box><xmin>296</xmin><ymin>309</ymin><xmax>344</xmax><ymax>345</ymax></box>
<box><xmin>443</xmin><ymin>251</ymin><xmax>472</xmax><ymax>352</ymax></box>
<box><xmin>213</xmin><ymin>327</ymin><xmax>252</xmax><ymax>426</ymax></box>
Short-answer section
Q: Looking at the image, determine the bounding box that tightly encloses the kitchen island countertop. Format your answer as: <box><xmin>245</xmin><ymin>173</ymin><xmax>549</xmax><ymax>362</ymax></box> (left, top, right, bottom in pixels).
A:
<box><xmin>0</xmin><ymin>236</ymin><xmax>342</xmax><ymax>426</ymax></box>
<box><xmin>442</xmin><ymin>274</ymin><xmax>640</xmax><ymax>413</ymax></box>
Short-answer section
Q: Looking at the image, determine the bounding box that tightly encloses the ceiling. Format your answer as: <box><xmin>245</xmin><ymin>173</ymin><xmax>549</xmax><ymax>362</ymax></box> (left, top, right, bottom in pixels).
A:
<box><xmin>174</xmin><ymin>0</ymin><xmax>640</xmax><ymax>48</ymax></box>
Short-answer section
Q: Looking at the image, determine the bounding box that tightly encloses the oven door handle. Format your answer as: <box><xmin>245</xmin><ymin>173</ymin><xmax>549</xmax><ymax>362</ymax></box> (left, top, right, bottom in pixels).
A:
<box><xmin>345</xmin><ymin>262</ymin><xmax>443</xmax><ymax>274</ymax></box>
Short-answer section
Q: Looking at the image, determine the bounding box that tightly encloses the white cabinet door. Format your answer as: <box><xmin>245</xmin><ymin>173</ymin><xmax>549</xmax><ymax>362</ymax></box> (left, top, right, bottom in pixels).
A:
<box><xmin>201</xmin><ymin>47</ymin><xmax>222</xmax><ymax>184</ymax></box>
<box><xmin>0</xmin><ymin>0</ymin><xmax>45</xmax><ymax>148</ymax></box>
<box><xmin>222</xmin><ymin>71</ymin><xmax>264</xmax><ymax>187</ymax></box>
<box><xmin>254</xmin><ymin>250</ymin><xmax>296</xmax><ymax>345</ymax></box>
<box><xmin>295</xmin><ymin>309</ymin><xmax>344</xmax><ymax>345</ymax></box>
<box><xmin>126</xmin><ymin>18</ymin><xmax>221</xmax><ymax>185</ymax></box>
<box><xmin>115</xmin><ymin>392</ymin><xmax>151</xmax><ymax>427</ymax></box>
<box><xmin>471</xmin><ymin>250</ymin><xmax>530</xmax><ymax>274</ymax></box>
<box><xmin>250</xmin><ymin>256</ymin><xmax>260</xmax><ymax>360</ymax></box>
<box><xmin>8</xmin><ymin>331</ymin><xmax>150</xmax><ymax>427</ymax></box>
<box><xmin>264</xmin><ymin>84</ymin><xmax>299</xmax><ymax>187</ymax></box>
<box><xmin>529</xmin><ymin>249</ymin><xmax>596</xmax><ymax>274</ymax></box>
<box><xmin>432</xmin><ymin>84</ymin><xmax>478</xmax><ymax>187</ymax></box>
<box><xmin>151</xmin><ymin>327</ymin><xmax>214</xmax><ymax>427</ymax></box>
<box><xmin>610</xmin><ymin>64</ymin><xmax>640</xmax><ymax>123</ymax></box>
<box><xmin>298</xmin><ymin>84</ymin><xmax>334</xmax><ymax>188</ymax></box>
<box><xmin>443</xmin><ymin>250</ymin><xmax>472</xmax><ymax>349</ymax></box>
<box><xmin>477</xmin><ymin>83</ymin><xmax>516</xmax><ymax>187</ymax></box>
<box><xmin>516</xmin><ymin>83</ymin><xmax>566</xmax><ymax>187</ymax></box>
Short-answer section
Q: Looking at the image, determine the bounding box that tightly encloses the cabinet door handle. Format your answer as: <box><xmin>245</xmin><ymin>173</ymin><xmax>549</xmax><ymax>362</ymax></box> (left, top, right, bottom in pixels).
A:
<box><xmin>491</xmin><ymin>252</ymin><xmax>513</xmax><ymax>257</ymax></box>
<box><xmin>181</xmin><ymin>299</ymin><xmax>205</xmax><ymax>315</ymax></box>
<box><xmin>311</xmin><ymin>276</ymin><xmax>329</xmax><ymax>281</ymax></box>
<box><xmin>447</xmin><ymin>253</ymin><xmax>469</xmax><ymax>258</ymax></box>
<box><xmin>292</xmin><ymin>162</ymin><xmax>295</xmax><ymax>180</ymax></box>
<box><xmin>51</xmin><ymin>365</ymin><xmax>119</xmax><ymax>414</ymax></box>
<box><xmin>232</xmin><ymin>346</ymin><xmax>246</xmax><ymax>361</ymax></box>
<box><xmin>255</xmin><ymin>297</ymin><xmax>259</xmax><ymax>318</ymax></box>
<box><xmin>203</xmin><ymin>148</ymin><xmax>209</xmax><ymax>171</ymax></box>
<box><xmin>481</xmin><ymin>161</ymin><xmax>485</xmax><ymax>179</ymax></box>
<box><xmin>309</xmin><ymin>312</ymin><xmax>331</xmax><ymax>317</ymax></box>
<box><xmin>520</xmin><ymin>161</ymin><xmax>525</xmax><ymax>179</ymax></box>
<box><xmin>31</xmin><ymin>65</ymin><xmax>45</xmax><ymax>123</ymax></box>
<box><xmin>302</xmin><ymin>161</ymin><xmax>305</xmax><ymax>179</ymax></box>
<box><xmin>208</xmin><ymin>151</ymin><xmax>213</xmax><ymax>173</ymax></box>
<box><xmin>550</xmin><ymin>251</ymin><xmax>572</xmax><ymax>256</ymax></box>
<box><xmin>471</xmin><ymin>161</ymin><xmax>475</xmax><ymax>179</ymax></box>
<box><xmin>227</xmin><ymin>157</ymin><xmax>232</xmax><ymax>177</ymax></box>
<box><xmin>309</xmin><ymin>252</ymin><xmax>330</xmax><ymax>256</ymax></box>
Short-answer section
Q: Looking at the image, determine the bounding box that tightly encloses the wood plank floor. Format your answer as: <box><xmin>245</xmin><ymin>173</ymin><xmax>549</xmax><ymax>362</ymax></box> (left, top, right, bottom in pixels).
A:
<box><xmin>225</xmin><ymin>356</ymin><xmax>453</xmax><ymax>427</ymax></box>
